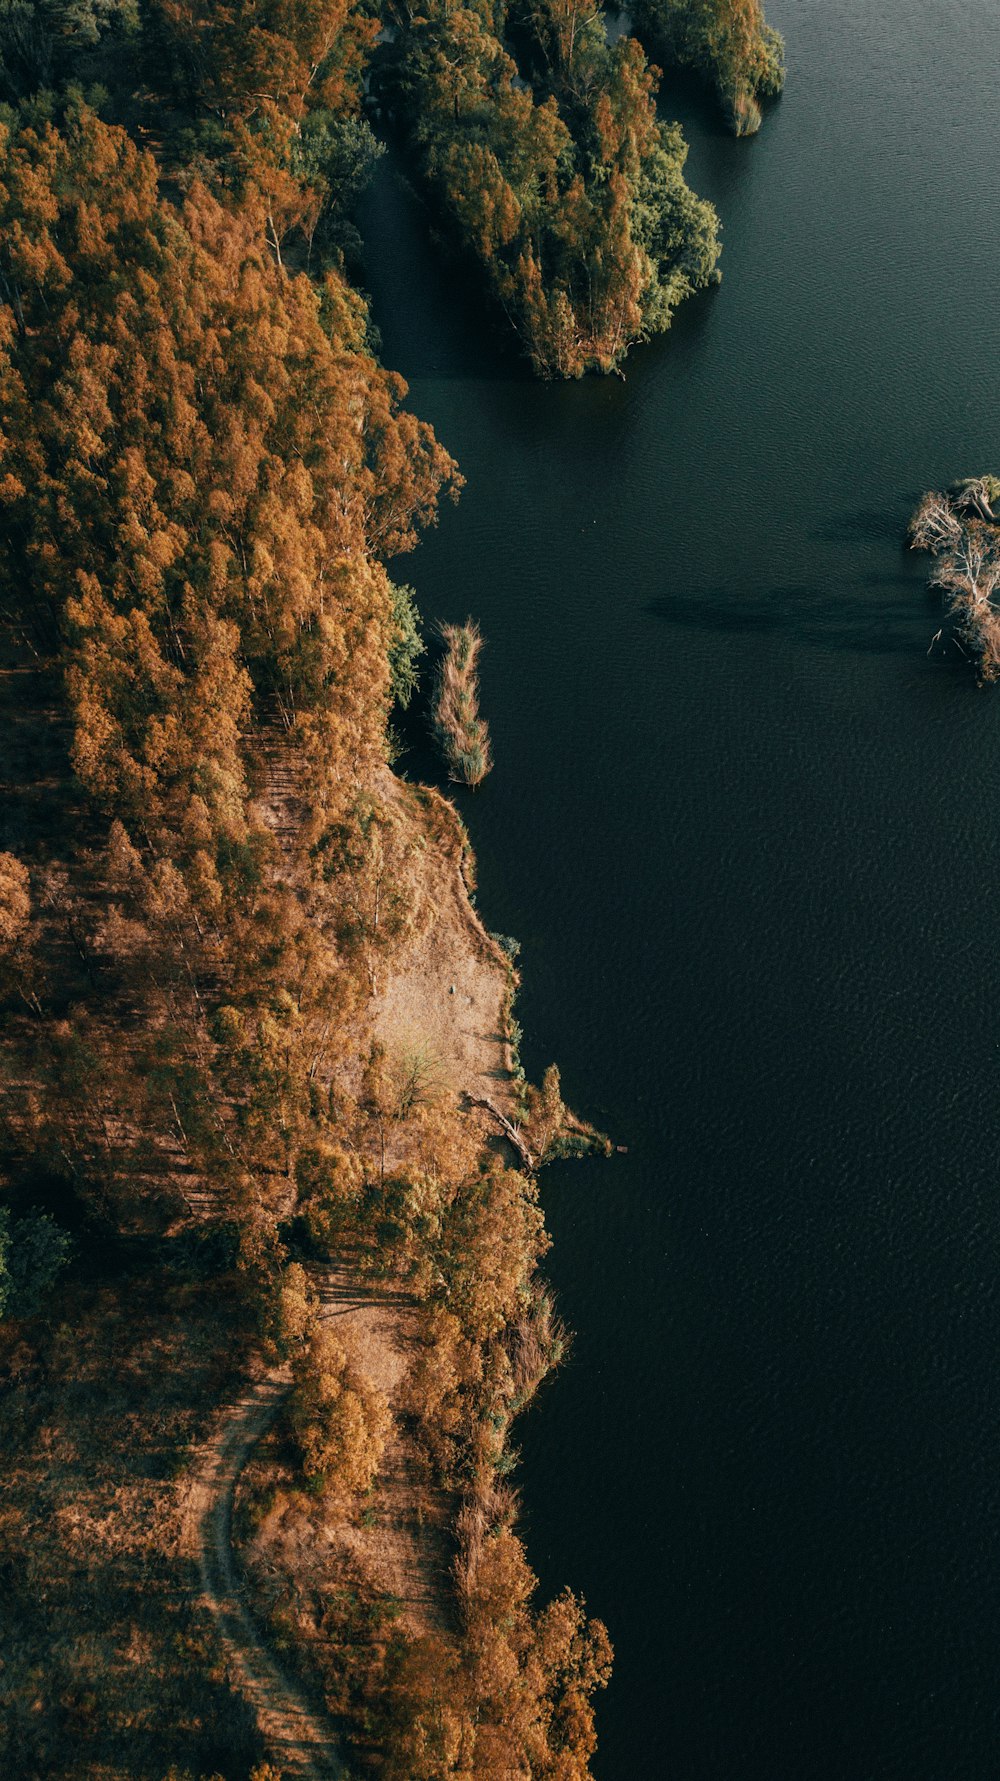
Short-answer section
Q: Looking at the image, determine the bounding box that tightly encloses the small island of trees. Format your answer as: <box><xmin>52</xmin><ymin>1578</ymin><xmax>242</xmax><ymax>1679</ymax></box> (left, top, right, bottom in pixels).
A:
<box><xmin>383</xmin><ymin>0</ymin><xmax>723</xmax><ymax>376</ymax></box>
<box><xmin>910</xmin><ymin>476</ymin><xmax>1000</xmax><ymax>680</ymax></box>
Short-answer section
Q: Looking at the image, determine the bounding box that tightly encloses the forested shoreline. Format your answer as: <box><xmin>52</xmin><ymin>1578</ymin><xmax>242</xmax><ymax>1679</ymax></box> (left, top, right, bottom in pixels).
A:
<box><xmin>0</xmin><ymin>2</ymin><xmax>780</xmax><ymax>1775</ymax></box>
<box><xmin>380</xmin><ymin>0</ymin><xmax>721</xmax><ymax>376</ymax></box>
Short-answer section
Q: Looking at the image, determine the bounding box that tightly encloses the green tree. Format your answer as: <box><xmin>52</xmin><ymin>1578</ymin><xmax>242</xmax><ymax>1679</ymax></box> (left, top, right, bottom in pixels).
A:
<box><xmin>387</xmin><ymin>581</ymin><xmax>424</xmax><ymax>709</ymax></box>
<box><xmin>633</xmin><ymin>0</ymin><xmax>785</xmax><ymax>135</ymax></box>
<box><xmin>0</xmin><ymin>1208</ymin><xmax>72</xmax><ymax>1318</ymax></box>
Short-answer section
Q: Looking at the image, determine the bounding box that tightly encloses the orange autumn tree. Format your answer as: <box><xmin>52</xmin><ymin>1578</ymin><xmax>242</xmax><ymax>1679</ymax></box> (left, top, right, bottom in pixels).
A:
<box><xmin>387</xmin><ymin>0</ymin><xmax>720</xmax><ymax>375</ymax></box>
<box><xmin>145</xmin><ymin>0</ymin><xmax>380</xmax><ymax>253</ymax></box>
<box><xmin>0</xmin><ymin>99</ymin><xmax>459</xmax><ymax>1240</ymax></box>
<box><xmin>0</xmin><ymin>103</ymin><xmax>457</xmax><ymax>831</ymax></box>
<box><xmin>0</xmin><ymin>77</ymin><xmax>613</xmax><ymax>1781</ymax></box>
<box><xmin>150</xmin><ymin>0</ymin><xmax>374</xmax><ymax>117</ymax></box>
<box><xmin>383</xmin><ymin>1541</ymin><xmax>612</xmax><ymax>1779</ymax></box>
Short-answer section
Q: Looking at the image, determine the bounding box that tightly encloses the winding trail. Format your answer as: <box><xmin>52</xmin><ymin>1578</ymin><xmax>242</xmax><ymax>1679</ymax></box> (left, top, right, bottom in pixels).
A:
<box><xmin>184</xmin><ymin>1364</ymin><xmax>350</xmax><ymax>1781</ymax></box>
<box><xmin>176</xmin><ymin>751</ymin><xmax>509</xmax><ymax>1774</ymax></box>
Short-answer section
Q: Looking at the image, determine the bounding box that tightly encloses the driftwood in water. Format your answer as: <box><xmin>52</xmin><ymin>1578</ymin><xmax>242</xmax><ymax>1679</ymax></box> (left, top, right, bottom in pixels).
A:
<box><xmin>468</xmin><ymin>1096</ymin><xmax>535</xmax><ymax>1170</ymax></box>
<box><xmin>955</xmin><ymin>484</ymin><xmax>998</xmax><ymax>525</ymax></box>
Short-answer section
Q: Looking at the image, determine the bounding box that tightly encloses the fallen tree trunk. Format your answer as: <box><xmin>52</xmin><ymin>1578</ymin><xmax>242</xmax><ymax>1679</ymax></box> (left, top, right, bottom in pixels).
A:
<box><xmin>468</xmin><ymin>1096</ymin><xmax>535</xmax><ymax>1171</ymax></box>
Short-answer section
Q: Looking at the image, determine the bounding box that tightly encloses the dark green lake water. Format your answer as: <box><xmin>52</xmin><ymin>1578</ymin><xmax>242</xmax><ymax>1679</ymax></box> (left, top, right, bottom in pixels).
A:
<box><xmin>360</xmin><ymin>4</ymin><xmax>1000</xmax><ymax>1773</ymax></box>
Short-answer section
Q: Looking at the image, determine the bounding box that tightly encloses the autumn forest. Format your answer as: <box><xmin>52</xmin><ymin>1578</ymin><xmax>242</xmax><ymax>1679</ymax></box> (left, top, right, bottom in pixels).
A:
<box><xmin>0</xmin><ymin>1</ymin><xmax>782</xmax><ymax>1776</ymax></box>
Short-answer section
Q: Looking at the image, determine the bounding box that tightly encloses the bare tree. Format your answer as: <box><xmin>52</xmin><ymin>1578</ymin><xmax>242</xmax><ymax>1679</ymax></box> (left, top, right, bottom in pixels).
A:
<box><xmin>909</xmin><ymin>485</ymin><xmax>1000</xmax><ymax>678</ymax></box>
<box><xmin>931</xmin><ymin>529</ymin><xmax>1000</xmax><ymax>679</ymax></box>
<box><xmin>909</xmin><ymin>490</ymin><xmax>962</xmax><ymax>556</ymax></box>
<box><xmin>391</xmin><ymin>1038</ymin><xmax>447</xmax><ymax>1120</ymax></box>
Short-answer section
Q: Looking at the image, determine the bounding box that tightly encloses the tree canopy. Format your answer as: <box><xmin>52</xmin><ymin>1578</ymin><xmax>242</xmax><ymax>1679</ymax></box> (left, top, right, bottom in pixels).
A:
<box><xmin>633</xmin><ymin>0</ymin><xmax>785</xmax><ymax>135</ymax></box>
<box><xmin>0</xmin><ymin>8</ymin><xmax>621</xmax><ymax>1770</ymax></box>
<box><xmin>386</xmin><ymin>0</ymin><xmax>721</xmax><ymax>374</ymax></box>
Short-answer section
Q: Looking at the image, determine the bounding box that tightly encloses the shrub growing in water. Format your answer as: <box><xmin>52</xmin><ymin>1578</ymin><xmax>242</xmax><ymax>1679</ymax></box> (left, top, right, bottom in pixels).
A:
<box><xmin>431</xmin><ymin>620</ymin><xmax>494</xmax><ymax>787</ymax></box>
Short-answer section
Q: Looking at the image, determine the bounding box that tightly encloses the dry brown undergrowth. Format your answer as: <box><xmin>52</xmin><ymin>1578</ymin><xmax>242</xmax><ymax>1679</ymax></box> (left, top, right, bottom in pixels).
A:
<box><xmin>0</xmin><ymin>1266</ymin><xmax>262</xmax><ymax>1780</ymax></box>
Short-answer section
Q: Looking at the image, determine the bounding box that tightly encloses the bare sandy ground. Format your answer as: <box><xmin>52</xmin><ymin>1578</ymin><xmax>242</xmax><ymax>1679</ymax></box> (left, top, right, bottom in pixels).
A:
<box><xmin>370</xmin><ymin>776</ymin><xmax>515</xmax><ymax>1125</ymax></box>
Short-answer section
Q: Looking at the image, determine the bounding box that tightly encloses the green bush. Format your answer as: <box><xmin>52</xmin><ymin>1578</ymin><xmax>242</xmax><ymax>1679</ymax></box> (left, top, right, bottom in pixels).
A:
<box><xmin>0</xmin><ymin>1207</ymin><xmax>72</xmax><ymax>1320</ymax></box>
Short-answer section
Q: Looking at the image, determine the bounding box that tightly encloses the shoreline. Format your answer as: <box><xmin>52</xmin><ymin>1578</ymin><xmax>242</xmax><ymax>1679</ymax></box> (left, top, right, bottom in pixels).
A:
<box><xmin>222</xmin><ymin>758</ymin><xmax>611</xmax><ymax>1770</ymax></box>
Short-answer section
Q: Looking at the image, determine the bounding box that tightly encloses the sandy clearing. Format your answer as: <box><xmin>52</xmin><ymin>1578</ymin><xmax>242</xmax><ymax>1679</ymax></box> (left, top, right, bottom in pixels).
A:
<box><xmin>371</xmin><ymin>775</ymin><xmax>516</xmax><ymax>1127</ymax></box>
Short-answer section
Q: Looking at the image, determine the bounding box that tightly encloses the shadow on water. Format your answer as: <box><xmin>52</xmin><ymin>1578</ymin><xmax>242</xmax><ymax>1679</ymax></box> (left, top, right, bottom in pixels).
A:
<box><xmin>813</xmin><ymin>507</ymin><xmax>917</xmax><ymax>544</ymax></box>
<box><xmin>386</xmin><ymin>628</ymin><xmax>449</xmax><ymax>789</ymax></box>
<box><xmin>645</xmin><ymin>579</ymin><xmax>927</xmax><ymax>656</ymax></box>
<box><xmin>358</xmin><ymin>153</ymin><xmax>528</xmax><ymax>384</ymax></box>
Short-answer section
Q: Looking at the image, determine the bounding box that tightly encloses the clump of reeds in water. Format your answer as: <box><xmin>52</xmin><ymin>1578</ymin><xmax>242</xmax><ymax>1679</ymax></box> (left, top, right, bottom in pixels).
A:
<box><xmin>431</xmin><ymin>619</ymin><xmax>493</xmax><ymax>786</ymax></box>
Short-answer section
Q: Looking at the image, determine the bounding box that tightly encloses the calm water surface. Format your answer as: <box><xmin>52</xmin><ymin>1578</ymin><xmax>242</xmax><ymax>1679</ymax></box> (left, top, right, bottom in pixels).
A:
<box><xmin>361</xmin><ymin>4</ymin><xmax>1000</xmax><ymax>1774</ymax></box>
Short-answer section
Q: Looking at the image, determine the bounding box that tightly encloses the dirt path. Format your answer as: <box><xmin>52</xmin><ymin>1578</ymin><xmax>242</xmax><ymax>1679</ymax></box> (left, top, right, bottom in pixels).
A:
<box><xmin>182</xmin><ymin>1265</ymin><xmax>453</xmax><ymax>1778</ymax></box>
<box><xmin>179</xmin><ymin>759</ymin><xmax>515</xmax><ymax>1769</ymax></box>
<box><xmin>184</xmin><ymin>1364</ymin><xmax>351</xmax><ymax>1781</ymax></box>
